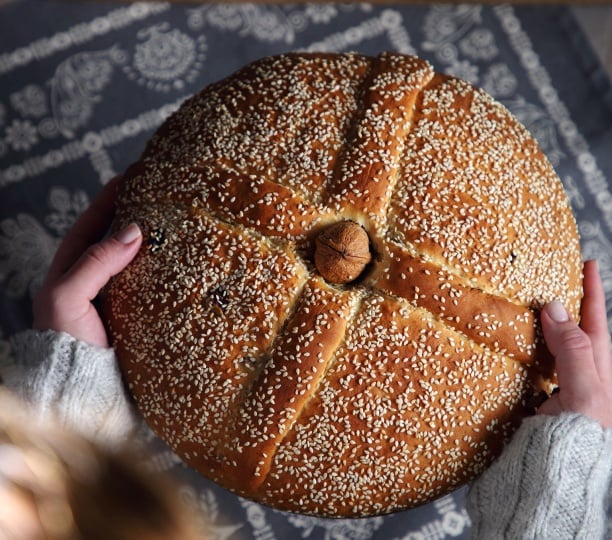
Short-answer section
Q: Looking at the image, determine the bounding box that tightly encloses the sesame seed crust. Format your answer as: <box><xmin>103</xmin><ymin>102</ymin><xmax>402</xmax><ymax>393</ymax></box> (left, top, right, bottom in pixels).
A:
<box><xmin>102</xmin><ymin>52</ymin><xmax>582</xmax><ymax>518</ymax></box>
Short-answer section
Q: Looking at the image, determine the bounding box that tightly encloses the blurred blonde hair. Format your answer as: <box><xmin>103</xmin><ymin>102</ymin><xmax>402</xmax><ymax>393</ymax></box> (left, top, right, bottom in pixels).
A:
<box><xmin>0</xmin><ymin>389</ymin><xmax>202</xmax><ymax>540</ymax></box>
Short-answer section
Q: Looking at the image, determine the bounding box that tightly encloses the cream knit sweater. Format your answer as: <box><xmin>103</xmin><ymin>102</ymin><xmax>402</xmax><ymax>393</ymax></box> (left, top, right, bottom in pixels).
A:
<box><xmin>3</xmin><ymin>329</ymin><xmax>612</xmax><ymax>539</ymax></box>
<box><xmin>5</xmin><ymin>329</ymin><xmax>136</xmax><ymax>446</ymax></box>
<box><xmin>467</xmin><ymin>413</ymin><xmax>612</xmax><ymax>539</ymax></box>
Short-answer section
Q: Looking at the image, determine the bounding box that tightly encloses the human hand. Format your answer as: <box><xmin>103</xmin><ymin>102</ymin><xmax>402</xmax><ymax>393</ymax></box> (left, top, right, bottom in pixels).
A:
<box><xmin>32</xmin><ymin>176</ymin><xmax>142</xmax><ymax>348</ymax></box>
<box><xmin>538</xmin><ymin>260</ymin><xmax>612</xmax><ymax>428</ymax></box>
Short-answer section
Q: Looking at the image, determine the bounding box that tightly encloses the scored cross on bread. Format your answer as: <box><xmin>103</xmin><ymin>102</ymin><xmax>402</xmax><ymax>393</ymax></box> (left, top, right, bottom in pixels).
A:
<box><xmin>103</xmin><ymin>52</ymin><xmax>582</xmax><ymax>517</ymax></box>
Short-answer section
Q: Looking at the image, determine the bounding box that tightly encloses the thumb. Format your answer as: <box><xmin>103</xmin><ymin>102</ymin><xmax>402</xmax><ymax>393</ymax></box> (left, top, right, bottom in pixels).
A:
<box><xmin>58</xmin><ymin>223</ymin><xmax>142</xmax><ymax>302</ymax></box>
<box><xmin>540</xmin><ymin>300</ymin><xmax>599</xmax><ymax>400</ymax></box>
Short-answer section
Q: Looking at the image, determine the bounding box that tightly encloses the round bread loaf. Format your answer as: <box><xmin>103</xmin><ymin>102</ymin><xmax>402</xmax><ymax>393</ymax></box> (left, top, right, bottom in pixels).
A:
<box><xmin>103</xmin><ymin>52</ymin><xmax>582</xmax><ymax>518</ymax></box>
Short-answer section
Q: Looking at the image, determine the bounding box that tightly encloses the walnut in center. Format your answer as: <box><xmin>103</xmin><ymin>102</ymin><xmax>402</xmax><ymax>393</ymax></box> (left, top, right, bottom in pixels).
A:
<box><xmin>314</xmin><ymin>220</ymin><xmax>372</xmax><ymax>284</ymax></box>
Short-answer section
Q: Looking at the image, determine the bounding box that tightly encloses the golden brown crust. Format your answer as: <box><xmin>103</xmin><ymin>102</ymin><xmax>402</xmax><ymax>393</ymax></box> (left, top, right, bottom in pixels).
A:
<box><xmin>262</xmin><ymin>294</ymin><xmax>532</xmax><ymax>515</ymax></box>
<box><xmin>103</xmin><ymin>52</ymin><xmax>582</xmax><ymax>517</ymax></box>
<box><xmin>377</xmin><ymin>242</ymin><xmax>540</xmax><ymax>364</ymax></box>
<box><xmin>216</xmin><ymin>276</ymin><xmax>358</xmax><ymax>495</ymax></box>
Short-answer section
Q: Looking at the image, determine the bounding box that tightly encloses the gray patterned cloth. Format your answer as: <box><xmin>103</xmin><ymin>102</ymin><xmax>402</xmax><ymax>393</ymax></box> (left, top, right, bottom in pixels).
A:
<box><xmin>0</xmin><ymin>3</ymin><xmax>611</xmax><ymax>539</ymax></box>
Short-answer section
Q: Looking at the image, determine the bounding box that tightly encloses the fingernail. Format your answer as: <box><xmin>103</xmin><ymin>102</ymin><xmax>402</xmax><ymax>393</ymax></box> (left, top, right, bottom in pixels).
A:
<box><xmin>547</xmin><ymin>300</ymin><xmax>569</xmax><ymax>323</ymax></box>
<box><xmin>115</xmin><ymin>223</ymin><xmax>141</xmax><ymax>245</ymax></box>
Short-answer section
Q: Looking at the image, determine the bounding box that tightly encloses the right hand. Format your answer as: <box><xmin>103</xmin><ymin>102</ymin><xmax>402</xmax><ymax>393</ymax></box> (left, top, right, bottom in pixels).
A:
<box><xmin>538</xmin><ymin>260</ymin><xmax>612</xmax><ymax>428</ymax></box>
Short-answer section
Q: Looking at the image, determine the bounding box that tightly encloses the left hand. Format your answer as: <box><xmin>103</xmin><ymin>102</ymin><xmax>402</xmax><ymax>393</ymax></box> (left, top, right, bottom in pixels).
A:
<box><xmin>33</xmin><ymin>176</ymin><xmax>142</xmax><ymax>347</ymax></box>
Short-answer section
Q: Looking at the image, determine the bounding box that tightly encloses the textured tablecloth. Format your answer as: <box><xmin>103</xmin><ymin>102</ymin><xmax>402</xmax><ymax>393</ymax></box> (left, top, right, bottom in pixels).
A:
<box><xmin>0</xmin><ymin>3</ymin><xmax>611</xmax><ymax>539</ymax></box>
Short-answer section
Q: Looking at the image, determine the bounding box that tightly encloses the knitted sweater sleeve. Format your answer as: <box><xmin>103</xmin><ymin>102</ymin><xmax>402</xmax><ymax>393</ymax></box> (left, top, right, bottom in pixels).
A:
<box><xmin>4</xmin><ymin>329</ymin><xmax>138</xmax><ymax>448</ymax></box>
<box><xmin>466</xmin><ymin>413</ymin><xmax>612</xmax><ymax>540</ymax></box>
